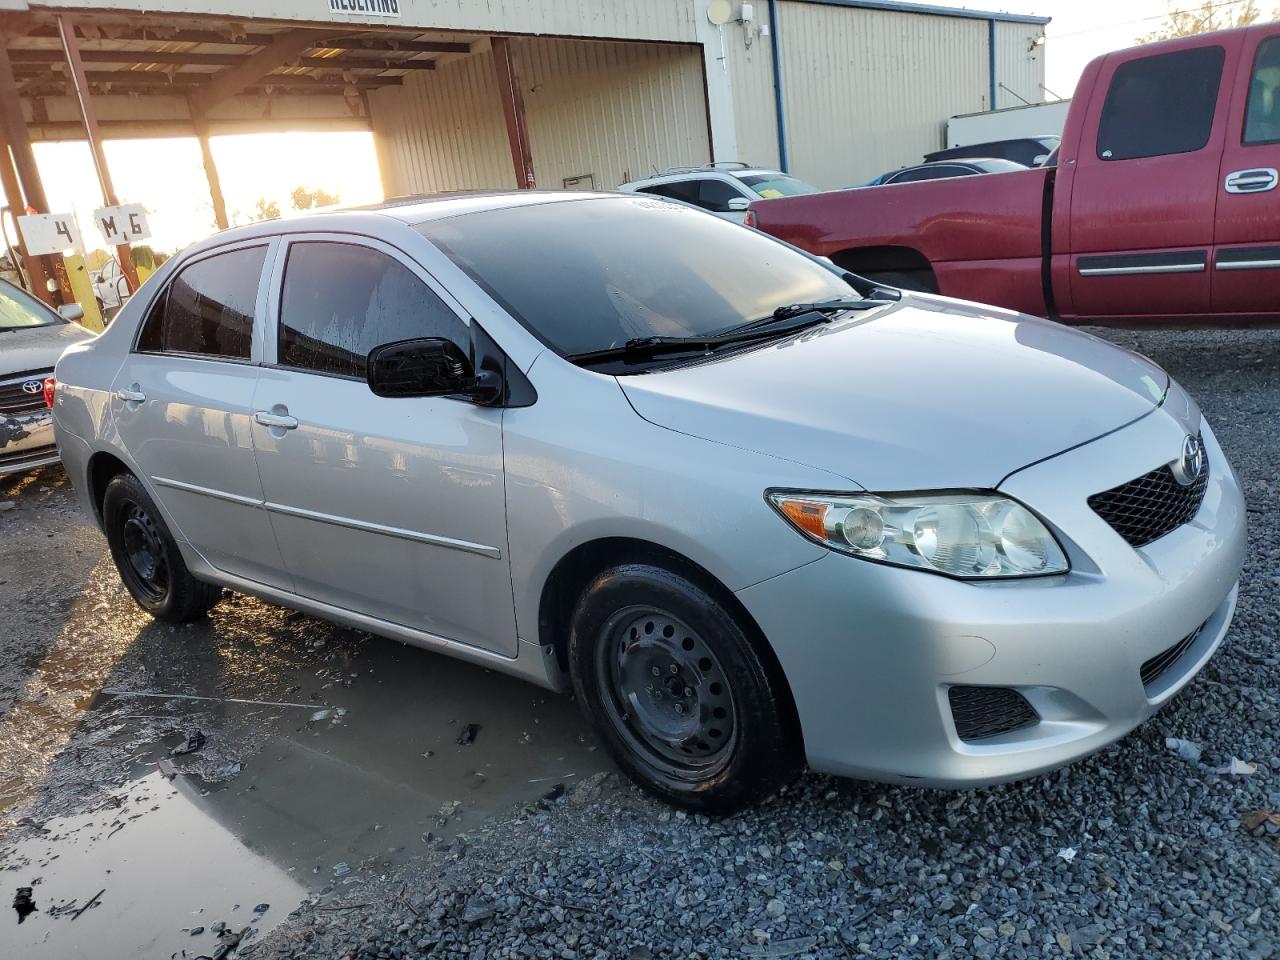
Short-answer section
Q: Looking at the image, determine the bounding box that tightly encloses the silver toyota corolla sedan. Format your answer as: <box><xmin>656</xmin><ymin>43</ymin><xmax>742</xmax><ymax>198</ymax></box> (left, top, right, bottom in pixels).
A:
<box><xmin>51</xmin><ymin>193</ymin><xmax>1245</xmax><ymax>811</ymax></box>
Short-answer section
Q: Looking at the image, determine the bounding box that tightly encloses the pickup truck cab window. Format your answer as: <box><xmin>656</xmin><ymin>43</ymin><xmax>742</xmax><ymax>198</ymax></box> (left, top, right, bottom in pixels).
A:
<box><xmin>1244</xmin><ymin>35</ymin><xmax>1280</xmax><ymax>144</ymax></box>
<box><xmin>278</xmin><ymin>241</ymin><xmax>466</xmax><ymax>379</ymax></box>
<box><xmin>135</xmin><ymin>245</ymin><xmax>267</xmax><ymax>359</ymax></box>
<box><xmin>1097</xmin><ymin>45</ymin><xmax>1225</xmax><ymax>161</ymax></box>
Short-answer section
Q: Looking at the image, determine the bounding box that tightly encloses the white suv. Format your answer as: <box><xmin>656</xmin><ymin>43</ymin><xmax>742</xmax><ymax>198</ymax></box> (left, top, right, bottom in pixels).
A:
<box><xmin>618</xmin><ymin>162</ymin><xmax>819</xmax><ymax>223</ymax></box>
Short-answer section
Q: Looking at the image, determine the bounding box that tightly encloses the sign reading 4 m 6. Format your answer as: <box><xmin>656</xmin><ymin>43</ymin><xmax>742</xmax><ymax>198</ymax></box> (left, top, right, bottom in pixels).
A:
<box><xmin>94</xmin><ymin>204</ymin><xmax>151</xmax><ymax>246</ymax></box>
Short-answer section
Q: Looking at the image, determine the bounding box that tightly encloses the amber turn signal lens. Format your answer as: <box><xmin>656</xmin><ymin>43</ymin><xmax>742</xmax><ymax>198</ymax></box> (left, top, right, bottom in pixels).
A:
<box><xmin>776</xmin><ymin>498</ymin><xmax>827</xmax><ymax>539</ymax></box>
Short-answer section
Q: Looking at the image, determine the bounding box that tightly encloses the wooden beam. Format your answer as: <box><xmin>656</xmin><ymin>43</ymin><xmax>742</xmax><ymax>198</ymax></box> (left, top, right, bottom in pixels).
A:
<box><xmin>16</xmin><ymin>69</ymin><xmax>403</xmax><ymax>90</ymax></box>
<box><xmin>297</xmin><ymin>55</ymin><xmax>435</xmax><ymax>71</ymax></box>
<box><xmin>187</xmin><ymin>29</ymin><xmax>331</xmax><ymax>115</ymax></box>
<box><xmin>12</xmin><ymin>49</ymin><xmax>437</xmax><ymax>71</ymax></box>
<box><xmin>333</xmin><ymin>36</ymin><xmax>471</xmax><ymax>55</ymax></box>
<box><xmin>491</xmin><ymin>37</ymin><xmax>535</xmax><ymax>189</ymax></box>
<box><xmin>23</xmin><ymin>24</ymin><xmax>473</xmax><ymax>54</ymax></box>
<box><xmin>190</xmin><ymin>108</ymin><xmax>228</xmax><ymax>231</ymax></box>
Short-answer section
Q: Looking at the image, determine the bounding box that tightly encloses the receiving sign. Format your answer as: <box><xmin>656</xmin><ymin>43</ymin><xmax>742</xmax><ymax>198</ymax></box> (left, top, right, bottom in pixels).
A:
<box><xmin>16</xmin><ymin>213</ymin><xmax>81</xmax><ymax>256</ymax></box>
<box><xmin>94</xmin><ymin>204</ymin><xmax>151</xmax><ymax>246</ymax></box>
<box><xmin>328</xmin><ymin>0</ymin><xmax>401</xmax><ymax>16</ymax></box>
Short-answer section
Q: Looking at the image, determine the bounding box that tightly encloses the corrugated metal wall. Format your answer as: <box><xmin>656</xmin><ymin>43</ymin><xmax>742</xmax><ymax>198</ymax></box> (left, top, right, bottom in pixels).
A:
<box><xmin>994</xmin><ymin>21</ymin><xmax>1048</xmax><ymax>109</ymax></box>
<box><xmin>775</xmin><ymin>1</ymin><xmax>989</xmax><ymax>189</ymax></box>
<box><xmin>371</xmin><ymin>37</ymin><xmax>710</xmax><ymax>196</ymax></box>
<box><xmin>725</xmin><ymin>7</ymin><xmax>781</xmax><ymax>169</ymax></box>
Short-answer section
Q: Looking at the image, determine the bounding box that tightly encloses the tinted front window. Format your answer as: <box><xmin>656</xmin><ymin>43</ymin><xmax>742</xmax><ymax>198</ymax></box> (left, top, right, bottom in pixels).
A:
<box><xmin>1097</xmin><ymin>46</ymin><xmax>1224</xmax><ymax>160</ymax></box>
<box><xmin>637</xmin><ymin>181</ymin><xmax>700</xmax><ymax>204</ymax></box>
<box><xmin>888</xmin><ymin>165</ymin><xmax>968</xmax><ymax>184</ymax></box>
<box><xmin>0</xmin><ymin>282</ymin><xmax>62</xmax><ymax>329</ymax></box>
<box><xmin>278</xmin><ymin>242</ymin><xmax>465</xmax><ymax>379</ymax></box>
<box><xmin>696</xmin><ymin>179</ymin><xmax>747</xmax><ymax>212</ymax></box>
<box><xmin>1245</xmin><ymin>36</ymin><xmax>1280</xmax><ymax>144</ymax></box>
<box><xmin>137</xmin><ymin>246</ymin><xmax>265</xmax><ymax>358</ymax></box>
<box><xmin>417</xmin><ymin>197</ymin><xmax>854</xmax><ymax>358</ymax></box>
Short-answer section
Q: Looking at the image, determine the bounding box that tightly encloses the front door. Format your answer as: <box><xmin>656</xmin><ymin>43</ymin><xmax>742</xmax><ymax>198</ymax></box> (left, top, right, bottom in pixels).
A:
<box><xmin>1067</xmin><ymin>37</ymin><xmax>1241</xmax><ymax>319</ymax></box>
<box><xmin>110</xmin><ymin>240</ymin><xmax>291</xmax><ymax>589</ymax></box>
<box><xmin>1213</xmin><ymin>27</ymin><xmax>1280</xmax><ymax>315</ymax></box>
<box><xmin>250</xmin><ymin>235</ymin><xmax>517</xmax><ymax>656</ymax></box>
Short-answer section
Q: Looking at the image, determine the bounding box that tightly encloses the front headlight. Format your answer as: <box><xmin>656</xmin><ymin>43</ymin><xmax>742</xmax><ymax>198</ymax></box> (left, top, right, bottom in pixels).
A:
<box><xmin>767</xmin><ymin>491</ymin><xmax>1069</xmax><ymax>579</ymax></box>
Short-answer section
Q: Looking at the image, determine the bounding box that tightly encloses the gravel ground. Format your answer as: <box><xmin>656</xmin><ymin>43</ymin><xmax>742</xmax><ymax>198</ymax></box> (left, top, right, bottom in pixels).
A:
<box><xmin>243</xmin><ymin>327</ymin><xmax>1280</xmax><ymax>960</ymax></box>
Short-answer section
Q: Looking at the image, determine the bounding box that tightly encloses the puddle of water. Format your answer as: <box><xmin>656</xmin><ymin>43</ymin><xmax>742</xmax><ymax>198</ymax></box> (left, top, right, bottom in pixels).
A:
<box><xmin>0</xmin><ymin>771</ymin><xmax>307</xmax><ymax>960</ymax></box>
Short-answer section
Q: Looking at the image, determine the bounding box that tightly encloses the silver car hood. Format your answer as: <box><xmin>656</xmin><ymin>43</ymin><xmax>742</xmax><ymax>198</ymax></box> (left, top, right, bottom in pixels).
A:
<box><xmin>618</xmin><ymin>298</ymin><xmax>1169</xmax><ymax>490</ymax></box>
<box><xmin>2</xmin><ymin>322</ymin><xmax>95</xmax><ymax>375</ymax></box>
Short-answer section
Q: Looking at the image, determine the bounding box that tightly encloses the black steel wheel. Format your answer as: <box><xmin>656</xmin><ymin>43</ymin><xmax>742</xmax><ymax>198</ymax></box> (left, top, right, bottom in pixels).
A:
<box><xmin>569</xmin><ymin>562</ymin><xmax>802</xmax><ymax>812</ymax></box>
<box><xmin>102</xmin><ymin>472</ymin><xmax>223</xmax><ymax>622</ymax></box>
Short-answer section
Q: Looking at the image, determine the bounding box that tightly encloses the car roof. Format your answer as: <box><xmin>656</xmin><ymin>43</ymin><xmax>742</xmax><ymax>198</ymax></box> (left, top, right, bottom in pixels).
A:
<box><xmin>620</xmin><ymin>167</ymin><xmax>784</xmax><ymax>187</ymax></box>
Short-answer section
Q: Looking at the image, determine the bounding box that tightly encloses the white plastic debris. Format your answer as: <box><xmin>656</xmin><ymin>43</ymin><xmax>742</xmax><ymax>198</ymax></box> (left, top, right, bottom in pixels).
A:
<box><xmin>1165</xmin><ymin>737</ymin><xmax>1202</xmax><ymax>762</ymax></box>
<box><xmin>1210</xmin><ymin>757</ymin><xmax>1257</xmax><ymax>775</ymax></box>
<box><xmin>1057</xmin><ymin>847</ymin><xmax>1077</xmax><ymax>863</ymax></box>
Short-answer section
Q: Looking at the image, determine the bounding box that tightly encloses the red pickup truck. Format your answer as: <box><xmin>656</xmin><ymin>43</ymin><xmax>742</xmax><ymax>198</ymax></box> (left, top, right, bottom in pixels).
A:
<box><xmin>749</xmin><ymin>25</ymin><xmax>1280</xmax><ymax>324</ymax></box>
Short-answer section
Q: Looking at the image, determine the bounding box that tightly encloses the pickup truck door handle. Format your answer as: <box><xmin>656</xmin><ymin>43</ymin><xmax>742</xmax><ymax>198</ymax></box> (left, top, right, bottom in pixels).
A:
<box><xmin>254</xmin><ymin>410</ymin><xmax>299</xmax><ymax>430</ymax></box>
<box><xmin>1224</xmin><ymin>168</ymin><xmax>1278</xmax><ymax>194</ymax></box>
<box><xmin>115</xmin><ymin>385</ymin><xmax>146</xmax><ymax>404</ymax></box>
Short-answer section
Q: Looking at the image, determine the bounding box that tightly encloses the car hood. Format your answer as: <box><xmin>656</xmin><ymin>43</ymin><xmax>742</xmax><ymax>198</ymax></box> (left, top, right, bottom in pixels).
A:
<box><xmin>618</xmin><ymin>297</ymin><xmax>1169</xmax><ymax>490</ymax></box>
<box><xmin>2</xmin><ymin>322</ymin><xmax>96</xmax><ymax>375</ymax></box>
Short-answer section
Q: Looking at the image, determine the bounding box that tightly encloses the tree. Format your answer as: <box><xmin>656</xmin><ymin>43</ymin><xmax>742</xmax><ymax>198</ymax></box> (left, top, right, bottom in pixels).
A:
<box><xmin>1138</xmin><ymin>0</ymin><xmax>1276</xmax><ymax>43</ymax></box>
<box><xmin>253</xmin><ymin>197</ymin><xmax>281</xmax><ymax>221</ymax></box>
<box><xmin>289</xmin><ymin>185</ymin><xmax>342</xmax><ymax>211</ymax></box>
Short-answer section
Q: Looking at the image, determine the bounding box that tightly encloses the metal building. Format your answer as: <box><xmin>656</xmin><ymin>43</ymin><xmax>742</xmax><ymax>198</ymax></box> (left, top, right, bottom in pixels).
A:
<box><xmin>0</xmin><ymin>0</ymin><xmax>1046</xmax><ymax>308</ymax></box>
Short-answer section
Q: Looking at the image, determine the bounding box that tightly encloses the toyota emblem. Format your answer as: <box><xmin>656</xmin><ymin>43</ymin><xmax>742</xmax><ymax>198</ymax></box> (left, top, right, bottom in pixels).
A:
<box><xmin>1170</xmin><ymin>434</ymin><xmax>1205</xmax><ymax>486</ymax></box>
<box><xmin>21</xmin><ymin>379</ymin><xmax>42</xmax><ymax>395</ymax></box>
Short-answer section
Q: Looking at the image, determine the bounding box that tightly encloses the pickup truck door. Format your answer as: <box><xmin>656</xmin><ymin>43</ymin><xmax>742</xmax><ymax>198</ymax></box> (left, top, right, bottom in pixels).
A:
<box><xmin>1212</xmin><ymin>27</ymin><xmax>1280</xmax><ymax>315</ymax></box>
<box><xmin>1066</xmin><ymin>36</ymin><xmax>1242</xmax><ymax>320</ymax></box>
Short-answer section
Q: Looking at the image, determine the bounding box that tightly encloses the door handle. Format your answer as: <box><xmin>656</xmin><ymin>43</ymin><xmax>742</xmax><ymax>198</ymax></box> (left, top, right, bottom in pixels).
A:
<box><xmin>1224</xmin><ymin>168</ymin><xmax>1278</xmax><ymax>194</ymax></box>
<box><xmin>254</xmin><ymin>410</ymin><xmax>299</xmax><ymax>430</ymax></box>
<box><xmin>115</xmin><ymin>386</ymin><xmax>145</xmax><ymax>403</ymax></box>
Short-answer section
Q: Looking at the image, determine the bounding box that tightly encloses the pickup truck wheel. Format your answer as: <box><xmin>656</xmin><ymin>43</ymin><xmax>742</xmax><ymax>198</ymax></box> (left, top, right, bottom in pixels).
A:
<box><xmin>861</xmin><ymin>269</ymin><xmax>938</xmax><ymax>294</ymax></box>
<box><xmin>102</xmin><ymin>473</ymin><xmax>223</xmax><ymax>622</ymax></box>
<box><xmin>568</xmin><ymin>563</ymin><xmax>802</xmax><ymax>813</ymax></box>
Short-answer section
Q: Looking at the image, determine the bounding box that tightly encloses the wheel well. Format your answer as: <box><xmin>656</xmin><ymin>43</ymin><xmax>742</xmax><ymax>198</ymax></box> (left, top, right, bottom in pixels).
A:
<box><xmin>86</xmin><ymin>451</ymin><xmax>131</xmax><ymax>524</ymax></box>
<box><xmin>829</xmin><ymin>245</ymin><xmax>933</xmax><ymax>277</ymax></box>
<box><xmin>539</xmin><ymin>537</ymin><xmax>804</xmax><ymax>750</ymax></box>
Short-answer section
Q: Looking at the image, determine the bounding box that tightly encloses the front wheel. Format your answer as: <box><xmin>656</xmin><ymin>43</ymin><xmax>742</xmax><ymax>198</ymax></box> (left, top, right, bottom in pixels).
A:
<box><xmin>568</xmin><ymin>563</ymin><xmax>802</xmax><ymax>812</ymax></box>
<box><xmin>102</xmin><ymin>473</ymin><xmax>222</xmax><ymax>622</ymax></box>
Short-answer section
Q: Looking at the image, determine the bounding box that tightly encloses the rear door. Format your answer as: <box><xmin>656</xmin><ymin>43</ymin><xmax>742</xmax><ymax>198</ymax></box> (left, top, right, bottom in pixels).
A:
<box><xmin>1068</xmin><ymin>38</ymin><xmax>1241</xmax><ymax>319</ymax></box>
<box><xmin>110</xmin><ymin>240</ymin><xmax>290</xmax><ymax>588</ymax></box>
<box><xmin>1213</xmin><ymin>27</ymin><xmax>1280</xmax><ymax>315</ymax></box>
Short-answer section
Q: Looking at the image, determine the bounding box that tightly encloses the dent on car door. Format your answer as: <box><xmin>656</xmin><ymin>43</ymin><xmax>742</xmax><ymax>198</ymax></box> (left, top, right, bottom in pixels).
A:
<box><xmin>110</xmin><ymin>240</ymin><xmax>292</xmax><ymax>589</ymax></box>
<box><xmin>1212</xmin><ymin>28</ymin><xmax>1280</xmax><ymax>315</ymax></box>
<box><xmin>1068</xmin><ymin>39</ymin><xmax>1239</xmax><ymax>319</ymax></box>
<box><xmin>250</xmin><ymin>236</ymin><xmax>518</xmax><ymax>656</ymax></box>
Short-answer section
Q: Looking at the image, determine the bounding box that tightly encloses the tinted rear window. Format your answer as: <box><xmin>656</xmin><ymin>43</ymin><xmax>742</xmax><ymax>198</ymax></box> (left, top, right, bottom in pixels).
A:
<box><xmin>137</xmin><ymin>246</ymin><xmax>266</xmax><ymax>359</ymax></box>
<box><xmin>1097</xmin><ymin>46</ymin><xmax>1224</xmax><ymax>161</ymax></box>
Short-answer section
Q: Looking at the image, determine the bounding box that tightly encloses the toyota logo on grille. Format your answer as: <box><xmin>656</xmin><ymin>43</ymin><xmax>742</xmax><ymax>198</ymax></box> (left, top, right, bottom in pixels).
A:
<box><xmin>21</xmin><ymin>379</ymin><xmax>43</xmax><ymax>395</ymax></box>
<box><xmin>1170</xmin><ymin>434</ymin><xmax>1205</xmax><ymax>486</ymax></box>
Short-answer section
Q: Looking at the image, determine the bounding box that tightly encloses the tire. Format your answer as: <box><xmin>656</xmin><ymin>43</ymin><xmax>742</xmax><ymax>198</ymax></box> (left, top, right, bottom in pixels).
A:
<box><xmin>568</xmin><ymin>563</ymin><xmax>802</xmax><ymax>813</ymax></box>
<box><xmin>861</xmin><ymin>269</ymin><xmax>938</xmax><ymax>294</ymax></box>
<box><xmin>102</xmin><ymin>472</ymin><xmax>222</xmax><ymax>622</ymax></box>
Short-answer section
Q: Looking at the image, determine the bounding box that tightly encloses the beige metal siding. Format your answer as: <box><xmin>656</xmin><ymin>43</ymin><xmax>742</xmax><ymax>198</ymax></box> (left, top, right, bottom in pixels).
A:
<box><xmin>775</xmin><ymin>1</ymin><xmax>988</xmax><ymax>189</ymax></box>
<box><xmin>31</xmin><ymin>0</ymin><xmax>699</xmax><ymax>43</ymax></box>
<box><xmin>371</xmin><ymin>38</ymin><xmax>709</xmax><ymax>196</ymax></box>
<box><xmin>725</xmin><ymin>7</ymin><xmax>781</xmax><ymax>169</ymax></box>
<box><xmin>994</xmin><ymin>21</ymin><xmax>1048</xmax><ymax>109</ymax></box>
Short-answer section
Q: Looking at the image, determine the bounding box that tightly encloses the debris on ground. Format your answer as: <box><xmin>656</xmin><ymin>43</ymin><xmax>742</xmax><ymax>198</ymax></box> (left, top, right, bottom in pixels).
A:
<box><xmin>170</xmin><ymin>730</ymin><xmax>206</xmax><ymax>756</ymax></box>
<box><xmin>1056</xmin><ymin>847</ymin><xmax>1078</xmax><ymax>863</ymax></box>
<box><xmin>1211</xmin><ymin>757</ymin><xmax>1258</xmax><ymax>776</ymax></box>
<box><xmin>254</xmin><ymin>902</ymin><xmax>270</xmax><ymax>914</ymax></box>
<box><xmin>13</xmin><ymin>886</ymin><xmax>35</xmax><ymax>923</ymax></box>
<box><xmin>332</xmin><ymin>863</ymin><xmax>351</xmax><ymax>877</ymax></box>
<box><xmin>541</xmin><ymin>783</ymin><xmax>565</xmax><ymax>803</ymax></box>
<box><xmin>462</xmin><ymin>896</ymin><xmax>497</xmax><ymax>923</ymax></box>
<box><xmin>69</xmin><ymin>888</ymin><xmax>104</xmax><ymax>920</ymax></box>
<box><xmin>1165</xmin><ymin>736</ymin><xmax>1202</xmax><ymax>762</ymax></box>
<box><xmin>455</xmin><ymin>723</ymin><xmax>481</xmax><ymax>746</ymax></box>
<box><xmin>1242</xmin><ymin>810</ymin><xmax>1280</xmax><ymax>832</ymax></box>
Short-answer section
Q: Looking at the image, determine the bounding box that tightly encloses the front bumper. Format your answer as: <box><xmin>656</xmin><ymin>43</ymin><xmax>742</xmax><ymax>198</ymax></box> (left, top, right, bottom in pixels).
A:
<box><xmin>0</xmin><ymin>407</ymin><xmax>58</xmax><ymax>476</ymax></box>
<box><xmin>736</xmin><ymin>409</ymin><xmax>1246</xmax><ymax>788</ymax></box>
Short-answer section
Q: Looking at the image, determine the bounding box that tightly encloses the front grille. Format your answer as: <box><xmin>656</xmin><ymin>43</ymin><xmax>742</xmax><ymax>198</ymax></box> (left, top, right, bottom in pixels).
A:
<box><xmin>0</xmin><ymin>369</ymin><xmax>52</xmax><ymax>416</ymax></box>
<box><xmin>948</xmin><ymin>686</ymin><xmax>1039</xmax><ymax>741</ymax></box>
<box><xmin>1088</xmin><ymin>459</ymin><xmax>1209</xmax><ymax>549</ymax></box>
<box><xmin>1140</xmin><ymin>624</ymin><xmax>1205</xmax><ymax>688</ymax></box>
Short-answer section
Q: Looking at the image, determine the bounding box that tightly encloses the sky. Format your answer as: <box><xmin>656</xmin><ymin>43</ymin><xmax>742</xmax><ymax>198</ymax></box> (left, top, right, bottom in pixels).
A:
<box><xmin>30</xmin><ymin>0</ymin><xmax>1264</xmax><ymax>255</ymax></box>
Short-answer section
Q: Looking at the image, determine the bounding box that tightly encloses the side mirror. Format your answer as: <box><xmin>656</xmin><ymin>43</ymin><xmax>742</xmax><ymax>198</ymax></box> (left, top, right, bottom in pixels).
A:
<box><xmin>1032</xmin><ymin>154</ymin><xmax>1049</xmax><ymax>166</ymax></box>
<box><xmin>367</xmin><ymin>338</ymin><xmax>501</xmax><ymax>403</ymax></box>
<box><xmin>90</xmin><ymin>273</ymin><xmax>102</xmax><ymax>284</ymax></box>
<box><xmin>58</xmin><ymin>303</ymin><xmax>85</xmax><ymax>322</ymax></box>
<box><xmin>727</xmin><ymin>197</ymin><xmax>751</xmax><ymax>211</ymax></box>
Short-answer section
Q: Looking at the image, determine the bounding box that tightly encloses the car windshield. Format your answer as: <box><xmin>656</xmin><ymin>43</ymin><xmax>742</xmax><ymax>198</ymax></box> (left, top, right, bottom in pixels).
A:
<box><xmin>738</xmin><ymin>173</ymin><xmax>820</xmax><ymax>198</ymax></box>
<box><xmin>417</xmin><ymin>196</ymin><xmax>856</xmax><ymax>360</ymax></box>
<box><xmin>0</xmin><ymin>282</ymin><xmax>62</xmax><ymax>330</ymax></box>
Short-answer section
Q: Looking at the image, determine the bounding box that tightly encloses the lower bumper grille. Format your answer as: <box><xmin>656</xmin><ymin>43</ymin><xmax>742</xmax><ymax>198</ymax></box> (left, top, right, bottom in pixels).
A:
<box><xmin>0</xmin><ymin>442</ymin><xmax>58</xmax><ymax>472</ymax></box>
<box><xmin>948</xmin><ymin>686</ymin><xmax>1039</xmax><ymax>742</ymax></box>
<box><xmin>1140</xmin><ymin>624</ymin><xmax>1205</xmax><ymax>689</ymax></box>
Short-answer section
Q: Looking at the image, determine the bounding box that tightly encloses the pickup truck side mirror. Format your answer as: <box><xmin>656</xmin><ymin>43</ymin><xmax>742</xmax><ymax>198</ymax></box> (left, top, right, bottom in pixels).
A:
<box><xmin>367</xmin><ymin>338</ymin><xmax>501</xmax><ymax>403</ymax></box>
<box><xmin>727</xmin><ymin>197</ymin><xmax>751</xmax><ymax>211</ymax></box>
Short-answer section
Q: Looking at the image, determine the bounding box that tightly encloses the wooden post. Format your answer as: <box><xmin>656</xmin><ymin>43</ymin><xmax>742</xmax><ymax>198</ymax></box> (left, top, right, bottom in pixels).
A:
<box><xmin>191</xmin><ymin>109</ymin><xmax>230</xmax><ymax>231</ymax></box>
<box><xmin>0</xmin><ymin>134</ymin><xmax>54</xmax><ymax>302</ymax></box>
<box><xmin>57</xmin><ymin>14</ymin><xmax>140</xmax><ymax>294</ymax></box>
<box><xmin>0</xmin><ymin>36</ymin><xmax>63</xmax><ymax>305</ymax></box>
<box><xmin>491</xmin><ymin>37</ymin><xmax>535</xmax><ymax>189</ymax></box>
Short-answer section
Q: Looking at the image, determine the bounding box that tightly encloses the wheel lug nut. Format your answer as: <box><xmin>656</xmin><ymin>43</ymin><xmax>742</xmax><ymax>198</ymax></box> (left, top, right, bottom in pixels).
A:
<box><xmin>684</xmin><ymin>687</ymin><xmax>694</xmax><ymax>698</ymax></box>
<box><xmin>674</xmin><ymin>703</ymin><xmax>685</xmax><ymax>714</ymax></box>
<box><xmin>669</xmin><ymin>664</ymin><xmax>679</xmax><ymax>674</ymax></box>
<box><xmin>651</xmin><ymin>666</ymin><xmax>661</xmax><ymax>676</ymax></box>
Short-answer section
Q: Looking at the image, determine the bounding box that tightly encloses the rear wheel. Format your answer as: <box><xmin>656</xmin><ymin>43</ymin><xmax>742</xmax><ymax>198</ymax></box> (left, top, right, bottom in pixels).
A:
<box><xmin>102</xmin><ymin>473</ymin><xmax>222</xmax><ymax>622</ymax></box>
<box><xmin>568</xmin><ymin>563</ymin><xmax>801</xmax><ymax>812</ymax></box>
